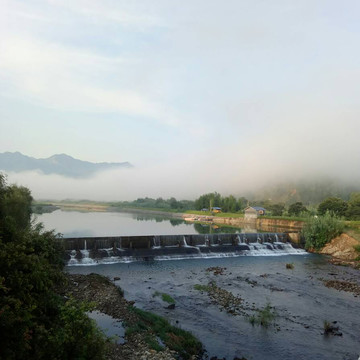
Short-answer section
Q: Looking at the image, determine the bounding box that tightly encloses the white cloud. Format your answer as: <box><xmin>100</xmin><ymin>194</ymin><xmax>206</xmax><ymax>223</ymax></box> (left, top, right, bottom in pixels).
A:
<box><xmin>0</xmin><ymin>36</ymin><xmax>179</xmax><ymax>126</ymax></box>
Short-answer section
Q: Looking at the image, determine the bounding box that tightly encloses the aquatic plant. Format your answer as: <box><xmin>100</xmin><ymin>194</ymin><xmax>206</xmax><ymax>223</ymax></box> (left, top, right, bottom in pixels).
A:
<box><xmin>249</xmin><ymin>302</ymin><xmax>277</xmax><ymax>328</ymax></box>
<box><xmin>323</xmin><ymin>320</ymin><xmax>332</xmax><ymax>333</ymax></box>
<box><xmin>194</xmin><ymin>284</ymin><xmax>212</xmax><ymax>292</ymax></box>
<box><xmin>161</xmin><ymin>293</ymin><xmax>175</xmax><ymax>304</ymax></box>
<box><xmin>153</xmin><ymin>291</ymin><xmax>175</xmax><ymax>304</ymax></box>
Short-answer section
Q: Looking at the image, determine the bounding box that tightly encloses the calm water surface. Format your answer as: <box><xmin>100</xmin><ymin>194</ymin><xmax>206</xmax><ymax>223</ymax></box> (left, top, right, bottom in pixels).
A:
<box><xmin>35</xmin><ymin>209</ymin><xmax>242</xmax><ymax>237</ymax></box>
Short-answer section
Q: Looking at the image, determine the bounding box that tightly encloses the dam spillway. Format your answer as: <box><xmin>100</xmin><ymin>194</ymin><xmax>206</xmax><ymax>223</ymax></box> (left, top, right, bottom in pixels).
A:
<box><xmin>62</xmin><ymin>233</ymin><xmax>306</xmax><ymax>265</ymax></box>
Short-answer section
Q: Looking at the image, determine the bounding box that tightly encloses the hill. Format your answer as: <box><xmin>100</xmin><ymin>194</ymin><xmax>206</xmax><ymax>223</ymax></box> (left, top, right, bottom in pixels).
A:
<box><xmin>0</xmin><ymin>152</ymin><xmax>132</xmax><ymax>178</ymax></box>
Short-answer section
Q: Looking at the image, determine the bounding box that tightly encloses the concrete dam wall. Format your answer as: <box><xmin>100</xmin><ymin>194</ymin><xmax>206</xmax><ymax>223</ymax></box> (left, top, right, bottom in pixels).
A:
<box><xmin>61</xmin><ymin>233</ymin><xmax>306</xmax><ymax>265</ymax></box>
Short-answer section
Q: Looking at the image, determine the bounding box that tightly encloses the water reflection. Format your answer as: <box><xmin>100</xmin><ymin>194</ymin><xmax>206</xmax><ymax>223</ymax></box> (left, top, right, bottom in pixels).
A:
<box><xmin>35</xmin><ymin>209</ymin><xmax>294</xmax><ymax>238</ymax></box>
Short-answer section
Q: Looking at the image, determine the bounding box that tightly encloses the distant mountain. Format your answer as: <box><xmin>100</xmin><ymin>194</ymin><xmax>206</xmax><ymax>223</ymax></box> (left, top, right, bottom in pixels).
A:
<box><xmin>0</xmin><ymin>152</ymin><xmax>132</xmax><ymax>178</ymax></box>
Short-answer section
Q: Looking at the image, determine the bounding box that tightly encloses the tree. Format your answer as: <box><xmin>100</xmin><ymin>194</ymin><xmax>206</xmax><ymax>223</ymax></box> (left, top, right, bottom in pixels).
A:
<box><xmin>268</xmin><ymin>203</ymin><xmax>285</xmax><ymax>216</ymax></box>
<box><xmin>237</xmin><ymin>197</ymin><xmax>248</xmax><ymax>211</ymax></box>
<box><xmin>317</xmin><ymin>197</ymin><xmax>348</xmax><ymax>217</ymax></box>
<box><xmin>0</xmin><ymin>174</ymin><xmax>106</xmax><ymax>359</ymax></box>
<box><xmin>194</xmin><ymin>192</ymin><xmax>221</xmax><ymax>210</ymax></box>
<box><xmin>221</xmin><ymin>195</ymin><xmax>237</xmax><ymax>212</ymax></box>
<box><xmin>346</xmin><ymin>193</ymin><xmax>360</xmax><ymax>220</ymax></box>
<box><xmin>288</xmin><ymin>202</ymin><xmax>308</xmax><ymax>216</ymax></box>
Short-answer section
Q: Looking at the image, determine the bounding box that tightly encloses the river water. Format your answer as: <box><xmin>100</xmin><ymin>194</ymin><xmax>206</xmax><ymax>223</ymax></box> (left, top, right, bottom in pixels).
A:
<box><xmin>37</xmin><ymin>210</ymin><xmax>360</xmax><ymax>359</ymax></box>
<box><xmin>35</xmin><ymin>209</ymin><xmax>243</xmax><ymax>237</ymax></box>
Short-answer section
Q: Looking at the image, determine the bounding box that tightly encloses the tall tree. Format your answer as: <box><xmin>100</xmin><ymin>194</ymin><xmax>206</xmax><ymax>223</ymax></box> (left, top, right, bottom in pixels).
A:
<box><xmin>317</xmin><ymin>197</ymin><xmax>348</xmax><ymax>217</ymax></box>
<box><xmin>346</xmin><ymin>193</ymin><xmax>360</xmax><ymax>220</ymax></box>
<box><xmin>288</xmin><ymin>202</ymin><xmax>308</xmax><ymax>216</ymax></box>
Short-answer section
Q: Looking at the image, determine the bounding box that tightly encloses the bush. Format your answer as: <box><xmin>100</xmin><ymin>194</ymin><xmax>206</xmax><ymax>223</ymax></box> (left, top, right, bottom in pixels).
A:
<box><xmin>249</xmin><ymin>302</ymin><xmax>276</xmax><ymax>328</ymax></box>
<box><xmin>0</xmin><ymin>174</ymin><xmax>107</xmax><ymax>359</ymax></box>
<box><xmin>302</xmin><ymin>212</ymin><xmax>344</xmax><ymax>250</ymax></box>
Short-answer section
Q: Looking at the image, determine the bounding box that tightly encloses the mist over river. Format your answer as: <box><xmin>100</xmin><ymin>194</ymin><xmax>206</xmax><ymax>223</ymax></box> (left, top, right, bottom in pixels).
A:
<box><xmin>37</xmin><ymin>210</ymin><xmax>360</xmax><ymax>359</ymax></box>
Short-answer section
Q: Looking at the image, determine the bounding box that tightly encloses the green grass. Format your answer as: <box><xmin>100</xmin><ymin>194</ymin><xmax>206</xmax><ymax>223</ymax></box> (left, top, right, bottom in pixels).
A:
<box><xmin>153</xmin><ymin>291</ymin><xmax>175</xmax><ymax>304</ymax></box>
<box><xmin>193</xmin><ymin>284</ymin><xmax>213</xmax><ymax>292</ymax></box>
<box><xmin>249</xmin><ymin>302</ymin><xmax>277</xmax><ymax>328</ymax></box>
<box><xmin>144</xmin><ymin>335</ymin><xmax>165</xmax><ymax>352</ymax></box>
<box><xmin>161</xmin><ymin>293</ymin><xmax>175</xmax><ymax>304</ymax></box>
<box><xmin>128</xmin><ymin>307</ymin><xmax>202</xmax><ymax>359</ymax></box>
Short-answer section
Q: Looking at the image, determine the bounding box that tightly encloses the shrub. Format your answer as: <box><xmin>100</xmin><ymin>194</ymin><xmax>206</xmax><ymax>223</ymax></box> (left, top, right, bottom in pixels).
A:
<box><xmin>249</xmin><ymin>302</ymin><xmax>276</xmax><ymax>328</ymax></box>
<box><xmin>0</xmin><ymin>175</ymin><xmax>107</xmax><ymax>359</ymax></box>
<box><xmin>302</xmin><ymin>212</ymin><xmax>344</xmax><ymax>250</ymax></box>
<box><xmin>286</xmin><ymin>263</ymin><xmax>294</xmax><ymax>269</ymax></box>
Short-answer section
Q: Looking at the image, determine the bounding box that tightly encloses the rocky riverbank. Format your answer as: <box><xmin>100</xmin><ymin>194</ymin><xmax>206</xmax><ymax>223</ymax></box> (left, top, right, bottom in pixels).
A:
<box><xmin>320</xmin><ymin>233</ymin><xmax>360</xmax><ymax>269</ymax></box>
<box><xmin>62</xmin><ymin>273</ymin><xmax>201</xmax><ymax>360</ymax></box>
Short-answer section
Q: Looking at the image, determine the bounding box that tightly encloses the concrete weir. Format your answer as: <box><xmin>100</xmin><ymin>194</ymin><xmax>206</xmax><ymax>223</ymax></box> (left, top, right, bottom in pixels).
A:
<box><xmin>61</xmin><ymin>233</ymin><xmax>306</xmax><ymax>265</ymax></box>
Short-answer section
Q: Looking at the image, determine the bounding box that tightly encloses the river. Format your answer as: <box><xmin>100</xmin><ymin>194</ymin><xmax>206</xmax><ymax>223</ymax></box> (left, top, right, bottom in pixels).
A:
<box><xmin>35</xmin><ymin>209</ymin><xmax>245</xmax><ymax>237</ymax></box>
<box><xmin>37</xmin><ymin>210</ymin><xmax>360</xmax><ymax>359</ymax></box>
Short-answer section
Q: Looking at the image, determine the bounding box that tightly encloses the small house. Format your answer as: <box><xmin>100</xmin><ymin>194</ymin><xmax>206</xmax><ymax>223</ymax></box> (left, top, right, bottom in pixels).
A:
<box><xmin>244</xmin><ymin>206</ymin><xmax>266</xmax><ymax>221</ymax></box>
<box><xmin>211</xmin><ymin>207</ymin><xmax>222</xmax><ymax>213</ymax></box>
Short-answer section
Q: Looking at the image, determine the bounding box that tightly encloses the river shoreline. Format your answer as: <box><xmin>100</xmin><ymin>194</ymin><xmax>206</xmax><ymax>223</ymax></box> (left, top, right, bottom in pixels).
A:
<box><xmin>68</xmin><ymin>253</ymin><xmax>360</xmax><ymax>360</ymax></box>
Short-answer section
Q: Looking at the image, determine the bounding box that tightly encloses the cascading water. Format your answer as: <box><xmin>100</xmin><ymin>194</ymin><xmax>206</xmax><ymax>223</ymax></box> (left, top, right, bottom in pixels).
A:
<box><xmin>152</xmin><ymin>236</ymin><xmax>161</xmax><ymax>249</ymax></box>
<box><xmin>79</xmin><ymin>239</ymin><xmax>96</xmax><ymax>265</ymax></box>
<box><xmin>66</xmin><ymin>233</ymin><xmax>306</xmax><ymax>266</ymax></box>
<box><xmin>182</xmin><ymin>236</ymin><xmax>190</xmax><ymax>248</ymax></box>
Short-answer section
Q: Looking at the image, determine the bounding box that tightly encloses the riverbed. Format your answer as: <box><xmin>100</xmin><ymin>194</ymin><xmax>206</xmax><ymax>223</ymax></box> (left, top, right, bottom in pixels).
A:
<box><xmin>68</xmin><ymin>254</ymin><xmax>360</xmax><ymax>360</ymax></box>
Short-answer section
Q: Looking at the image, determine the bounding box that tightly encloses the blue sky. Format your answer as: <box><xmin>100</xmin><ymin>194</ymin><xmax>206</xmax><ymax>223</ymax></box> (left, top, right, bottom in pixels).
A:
<box><xmin>1</xmin><ymin>0</ymin><xmax>360</xmax><ymax>200</ymax></box>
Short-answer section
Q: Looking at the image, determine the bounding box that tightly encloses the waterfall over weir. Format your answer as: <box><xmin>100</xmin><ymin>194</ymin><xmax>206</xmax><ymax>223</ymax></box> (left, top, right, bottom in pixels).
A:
<box><xmin>63</xmin><ymin>233</ymin><xmax>306</xmax><ymax>266</ymax></box>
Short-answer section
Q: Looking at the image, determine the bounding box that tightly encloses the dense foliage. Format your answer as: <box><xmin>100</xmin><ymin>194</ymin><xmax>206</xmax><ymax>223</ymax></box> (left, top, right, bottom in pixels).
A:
<box><xmin>317</xmin><ymin>197</ymin><xmax>348</xmax><ymax>217</ymax></box>
<box><xmin>288</xmin><ymin>202</ymin><xmax>308</xmax><ymax>216</ymax></box>
<box><xmin>346</xmin><ymin>193</ymin><xmax>360</xmax><ymax>220</ymax></box>
<box><xmin>0</xmin><ymin>174</ymin><xmax>106</xmax><ymax>359</ymax></box>
<box><xmin>194</xmin><ymin>192</ymin><xmax>247</xmax><ymax>212</ymax></box>
<box><xmin>112</xmin><ymin>197</ymin><xmax>195</xmax><ymax>211</ymax></box>
<box><xmin>301</xmin><ymin>212</ymin><xmax>345</xmax><ymax>250</ymax></box>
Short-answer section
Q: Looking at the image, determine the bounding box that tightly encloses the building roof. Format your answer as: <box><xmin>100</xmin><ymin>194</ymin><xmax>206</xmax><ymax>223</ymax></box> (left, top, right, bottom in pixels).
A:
<box><xmin>252</xmin><ymin>206</ymin><xmax>266</xmax><ymax>211</ymax></box>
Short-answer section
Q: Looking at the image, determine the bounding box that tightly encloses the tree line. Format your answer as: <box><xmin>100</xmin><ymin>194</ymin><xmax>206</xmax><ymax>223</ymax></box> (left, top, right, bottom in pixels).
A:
<box><xmin>0</xmin><ymin>174</ymin><xmax>106</xmax><ymax>359</ymax></box>
<box><xmin>111</xmin><ymin>197</ymin><xmax>195</xmax><ymax>211</ymax></box>
<box><xmin>193</xmin><ymin>192</ymin><xmax>360</xmax><ymax>219</ymax></box>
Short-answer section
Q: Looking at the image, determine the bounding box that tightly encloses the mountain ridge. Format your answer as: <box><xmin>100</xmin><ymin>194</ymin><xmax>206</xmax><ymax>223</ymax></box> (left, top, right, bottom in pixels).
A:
<box><xmin>0</xmin><ymin>151</ymin><xmax>132</xmax><ymax>178</ymax></box>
